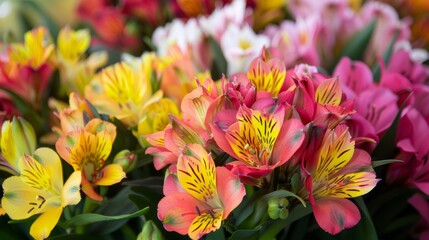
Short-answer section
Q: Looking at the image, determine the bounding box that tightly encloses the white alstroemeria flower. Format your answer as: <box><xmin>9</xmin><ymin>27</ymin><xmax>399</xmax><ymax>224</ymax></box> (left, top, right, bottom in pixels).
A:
<box><xmin>152</xmin><ymin>18</ymin><xmax>203</xmax><ymax>56</ymax></box>
<box><xmin>221</xmin><ymin>24</ymin><xmax>269</xmax><ymax>75</ymax></box>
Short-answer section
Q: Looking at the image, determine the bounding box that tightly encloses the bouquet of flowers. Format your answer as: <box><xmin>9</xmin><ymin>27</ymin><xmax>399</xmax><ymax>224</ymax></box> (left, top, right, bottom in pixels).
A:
<box><xmin>0</xmin><ymin>0</ymin><xmax>428</xmax><ymax>239</ymax></box>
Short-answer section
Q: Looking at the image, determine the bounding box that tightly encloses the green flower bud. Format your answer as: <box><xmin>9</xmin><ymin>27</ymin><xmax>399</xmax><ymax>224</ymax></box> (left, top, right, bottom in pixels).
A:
<box><xmin>113</xmin><ymin>150</ymin><xmax>136</xmax><ymax>173</ymax></box>
<box><xmin>137</xmin><ymin>220</ymin><xmax>163</xmax><ymax>240</ymax></box>
<box><xmin>267</xmin><ymin>197</ymin><xmax>289</xmax><ymax>220</ymax></box>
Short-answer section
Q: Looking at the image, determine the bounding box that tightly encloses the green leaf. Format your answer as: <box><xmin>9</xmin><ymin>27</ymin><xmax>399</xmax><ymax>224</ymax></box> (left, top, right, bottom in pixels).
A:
<box><xmin>47</xmin><ymin>234</ymin><xmax>111</xmax><ymax>240</ymax></box>
<box><xmin>336</xmin><ymin>20</ymin><xmax>376</xmax><ymax>62</ymax></box>
<box><xmin>21</xmin><ymin>0</ymin><xmax>60</xmax><ymax>38</ymax></box>
<box><xmin>228</xmin><ymin>226</ymin><xmax>262</xmax><ymax>240</ymax></box>
<box><xmin>64</xmin><ymin>207</ymin><xmax>149</xmax><ymax>227</ymax></box>
<box><xmin>209</xmin><ymin>36</ymin><xmax>227</xmax><ymax>80</ymax></box>
<box><xmin>129</xmin><ymin>187</ymin><xmax>189</xmax><ymax>240</ymax></box>
<box><xmin>206</xmin><ymin>226</ymin><xmax>226</xmax><ymax>240</ymax></box>
<box><xmin>372</xmin><ymin>30</ymin><xmax>399</xmax><ymax>82</ymax></box>
<box><xmin>350</xmin><ymin>197</ymin><xmax>378</xmax><ymax>240</ymax></box>
<box><xmin>0</xmin><ymin>86</ymin><xmax>43</xmax><ymax>129</ymax></box>
<box><xmin>372</xmin><ymin>159</ymin><xmax>403</xmax><ymax>168</ymax></box>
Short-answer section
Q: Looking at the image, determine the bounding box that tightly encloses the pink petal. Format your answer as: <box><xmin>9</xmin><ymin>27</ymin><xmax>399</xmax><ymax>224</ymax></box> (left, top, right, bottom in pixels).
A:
<box><xmin>216</xmin><ymin>167</ymin><xmax>245</xmax><ymax>218</ymax></box>
<box><xmin>272</xmin><ymin>118</ymin><xmax>305</xmax><ymax>167</ymax></box>
<box><xmin>408</xmin><ymin>193</ymin><xmax>429</xmax><ymax>224</ymax></box>
<box><xmin>312</xmin><ymin>198</ymin><xmax>361</xmax><ymax>235</ymax></box>
<box><xmin>158</xmin><ymin>193</ymin><xmax>208</xmax><ymax>235</ymax></box>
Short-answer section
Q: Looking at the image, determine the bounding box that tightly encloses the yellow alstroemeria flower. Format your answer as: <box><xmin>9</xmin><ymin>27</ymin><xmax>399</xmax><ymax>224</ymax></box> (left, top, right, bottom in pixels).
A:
<box><xmin>56</xmin><ymin>27</ymin><xmax>108</xmax><ymax>96</ymax></box>
<box><xmin>0</xmin><ymin>117</ymin><xmax>36</xmax><ymax>174</ymax></box>
<box><xmin>85</xmin><ymin>60</ymin><xmax>162</xmax><ymax>127</ymax></box>
<box><xmin>8</xmin><ymin>27</ymin><xmax>54</xmax><ymax>69</ymax></box>
<box><xmin>56</xmin><ymin>118</ymin><xmax>125</xmax><ymax>201</ymax></box>
<box><xmin>1</xmin><ymin>148</ymin><xmax>81</xmax><ymax>240</ymax></box>
<box><xmin>57</xmin><ymin>26</ymin><xmax>90</xmax><ymax>64</ymax></box>
<box><xmin>134</xmin><ymin>98</ymin><xmax>180</xmax><ymax>147</ymax></box>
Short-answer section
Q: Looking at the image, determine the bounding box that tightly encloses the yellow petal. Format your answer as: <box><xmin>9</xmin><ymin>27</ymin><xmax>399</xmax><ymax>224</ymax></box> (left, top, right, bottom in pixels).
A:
<box><xmin>30</xmin><ymin>207</ymin><xmax>62</xmax><ymax>240</ymax></box>
<box><xmin>0</xmin><ymin>120</ymin><xmax>19</xmax><ymax>171</ymax></box>
<box><xmin>188</xmin><ymin>211</ymin><xmax>223</xmax><ymax>240</ymax></box>
<box><xmin>94</xmin><ymin>164</ymin><xmax>126</xmax><ymax>186</ymax></box>
<box><xmin>177</xmin><ymin>144</ymin><xmax>221</xmax><ymax>208</ymax></box>
<box><xmin>251</xmin><ymin>111</ymin><xmax>282</xmax><ymax>164</ymax></box>
<box><xmin>85</xmin><ymin>118</ymin><xmax>117</xmax><ymax>142</ymax></box>
<box><xmin>0</xmin><ymin>117</ymin><xmax>37</xmax><ymax>172</ymax></box>
<box><xmin>19</xmin><ymin>152</ymin><xmax>61</xmax><ymax>195</ymax></box>
<box><xmin>62</xmin><ymin>171</ymin><xmax>82</xmax><ymax>206</ymax></box>
<box><xmin>31</xmin><ymin>148</ymin><xmax>63</xmax><ymax>191</ymax></box>
<box><xmin>248</xmin><ymin>58</ymin><xmax>274</xmax><ymax>94</ymax></box>
<box><xmin>58</xmin><ymin>27</ymin><xmax>90</xmax><ymax>63</ymax></box>
<box><xmin>315</xmin><ymin>129</ymin><xmax>355</xmax><ymax>180</ymax></box>
<box><xmin>318</xmin><ymin>172</ymin><xmax>379</xmax><ymax>198</ymax></box>
<box><xmin>69</xmin><ymin>130</ymin><xmax>113</xmax><ymax>174</ymax></box>
<box><xmin>1</xmin><ymin>176</ymin><xmax>60</xmax><ymax>219</ymax></box>
<box><xmin>315</xmin><ymin>77</ymin><xmax>342</xmax><ymax>106</ymax></box>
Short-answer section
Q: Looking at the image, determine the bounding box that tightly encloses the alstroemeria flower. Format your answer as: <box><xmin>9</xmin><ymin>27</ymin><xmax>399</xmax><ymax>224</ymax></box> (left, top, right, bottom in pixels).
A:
<box><xmin>0</xmin><ymin>117</ymin><xmax>36</xmax><ymax>174</ymax></box>
<box><xmin>221</xmin><ymin>24</ymin><xmax>269</xmax><ymax>75</ymax></box>
<box><xmin>134</xmin><ymin>98</ymin><xmax>180</xmax><ymax>147</ymax></box>
<box><xmin>303</xmin><ymin>125</ymin><xmax>379</xmax><ymax>235</ymax></box>
<box><xmin>158</xmin><ymin>144</ymin><xmax>245</xmax><ymax>239</ymax></box>
<box><xmin>1</xmin><ymin>148</ymin><xmax>81</xmax><ymax>240</ymax></box>
<box><xmin>264</xmin><ymin>16</ymin><xmax>320</xmax><ymax>67</ymax></box>
<box><xmin>56</xmin><ymin>118</ymin><xmax>125</xmax><ymax>201</ymax></box>
<box><xmin>333</xmin><ymin>57</ymin><xmax>373</xmax><ymax>99</ymax></box>
<box><xmin>212</xmin><ymin>104</ymin><xmax>304</xmax><ymax>182</ymax></box>
<box><xmin>56</xmin><ymin>26</ymin><xmax>107</xmax><ymax>96</ymax></box>
<box><xmin>85</xmin><ymin>61</ymin><xmax>162</xmax><ymax>127</ymax></box>
<box><xmin>1</xmin><ymin>27</ymin><xmax>54</xmax><ymax>105</ymax></box>
<box><xmin>247</xmin><ymin>57</ymin><xmax>286</xmax><ymax>97</ymax></box>
<box><xmin>8</xmin><ymin>27</ymin><xmax>54</xmax><ymax>70</ymax></box>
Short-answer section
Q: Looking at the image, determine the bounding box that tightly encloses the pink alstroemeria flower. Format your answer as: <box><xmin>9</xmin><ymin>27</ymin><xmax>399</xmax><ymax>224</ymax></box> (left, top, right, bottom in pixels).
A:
<box><xmin>212</xmin><ymin>104</ymin><xmax>304</xmax><ymax>183</ymax></box>
<box><xmin>158</xmin><ymin>144</ymin><xmax>245</xmax><ymax>239</ymax></box>
<box><xmin>303</xmin><ymin>125</ymin><xmax>379</xmax><ymax>235</ymax></box>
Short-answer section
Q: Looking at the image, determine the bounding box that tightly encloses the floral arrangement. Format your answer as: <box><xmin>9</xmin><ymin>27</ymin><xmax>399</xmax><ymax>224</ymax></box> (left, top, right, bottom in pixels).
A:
<box><xmin>0</xmin><ymin>0</ymin><xmax>428</xmax><ymax>239</ymax></box>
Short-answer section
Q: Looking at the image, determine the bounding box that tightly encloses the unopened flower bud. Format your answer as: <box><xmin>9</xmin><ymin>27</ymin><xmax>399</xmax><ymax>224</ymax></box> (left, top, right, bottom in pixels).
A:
<box><xmin>113</xmin><ymin>150</ymin><xmax>136</xmax><ymax>173</ymax></box>
<box><xmin>267</xmin><ymin>197</ymin><xmax>289</xmax><ymax>220</ymax></box>
<box><xmin>137</xmin><ymin>220</ymin><xmax>163</xmax><ymax>240</ymax></box>
<box><xmin>0</xmin><ymin>117</ymin><xmax>36</xmax><ymax>172</ymax></box>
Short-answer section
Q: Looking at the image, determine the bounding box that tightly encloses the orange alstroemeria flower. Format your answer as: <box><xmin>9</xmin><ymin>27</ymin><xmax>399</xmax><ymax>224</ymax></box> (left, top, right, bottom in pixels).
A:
<box><xmin>56</xmin><ymin>118</ymin><xmax>125</xmax><ymax>201</ymax></box>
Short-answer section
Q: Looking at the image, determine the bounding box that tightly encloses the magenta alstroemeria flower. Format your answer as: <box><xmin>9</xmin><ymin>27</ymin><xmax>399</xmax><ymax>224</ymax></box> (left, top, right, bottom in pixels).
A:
<box><xmin>354</xmin><ymin>87</ymin><xmax>398</xmax><ymax>135</ymax></box>
<box><xmin>333</xmin><ymin>57</ymin><xmax>373</xmax><ymax>99</ymax></box>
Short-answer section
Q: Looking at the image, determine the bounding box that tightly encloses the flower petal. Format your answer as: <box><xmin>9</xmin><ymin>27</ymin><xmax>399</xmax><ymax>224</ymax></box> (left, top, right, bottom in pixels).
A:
<box><xmin>188</xmin><ymin>211</ymin><xmax>223</xmax><ymax>240</ymax></box>
<box><xmin>62</xmin><ymin>171</ymin><xmax>82</xmax><ymax>206</ymax></box>
<box><xmin>1</xmin><ymin>176</ymin><xmax>60</xmax><ymax>219</ymax></box>
<box><xmin>30</xmin><ymin>207</ymin><xmax>62</xmax><ymax>240</ymax></box>
<box><xmin>177</xmin><ymin>144</ymin><xmax>221</xmax><ymax>208</ymax></box>
<box><xmin>81</xmin><ymin>176</ymin><xmax>102</xmax><ymax>201</ymax></box>
<box><xmin>158</xmin><ymin>192</ymin><xmax>207</xmax><ymax>235</ymax></box>
<box><xmin>315</xmin><ymin>77</ymin><xmax>342</xmax><ymax>106</ymax></box>
<box><xmin>216</xmin><ymin>167</ymin><xmax>245</xmax><ymax>218</ymax></box>
<box><xmin>272</xmin><ymin>118</ymin><xmax>304</xmax><ymax>167</ymax></box>
<box><xmin>315</xmin><ymin>128</ymin><xmax>355</xmax><ymax>180</ymax></box>
<box><xmin>31</xmin><ymin>148</ymin><xmax>63</xmax><ymax>191</ymax></box>
<box><xmin>94</xmin><ymin>164</ymin><xmax>126</xmax><ymax>186</ymax></box>
<box><xmin>312</xmin><ymin>198</ymin><xmax>360</xmax><ymax>235</ymax></box>
<box><xmin>317</xmin><ymin>172</ymin><xmax>378</xmax><ymax>198</ymax></box>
